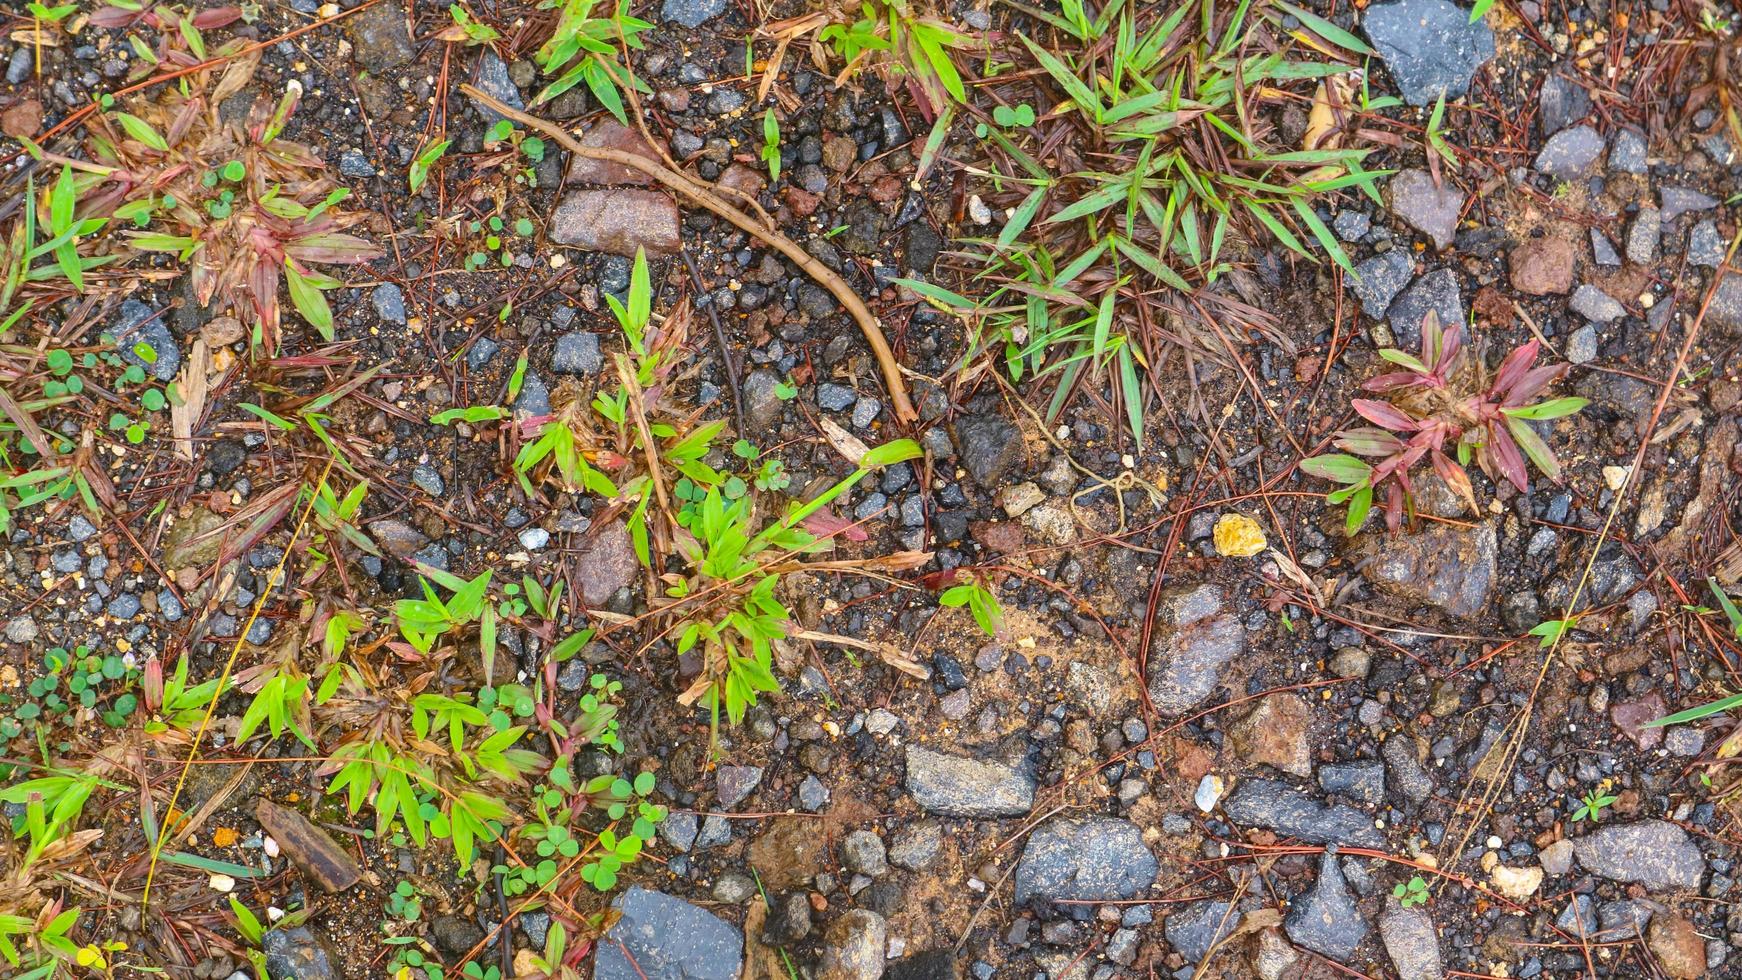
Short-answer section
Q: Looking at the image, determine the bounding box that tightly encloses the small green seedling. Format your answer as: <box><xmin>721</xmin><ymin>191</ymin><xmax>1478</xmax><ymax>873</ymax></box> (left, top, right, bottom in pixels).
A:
<box><xmin>408</xmin><ymin>139</ymin><xmax>451</xmax><ymax>194</ymax></box>
<box><xmin>761</xmin><ymin>109</ymin><xmax>781</xmax><ymax>184</ymax></box>
<box><xmin>976</xmin><ymin>102</ymin><xmax>1035</xmax><ymax>137</ymax></box>
<box><xmin>1571</xmin><ymin>789</ymin><xmax>1617</xmax><ymax>824</ymax></box>
<box><xmin>940</xmin><ymin>574</ymin><xmax>1003</xmax><ymax>638</ymax></box>
<box><xmin>1392</xmin><ymin>875</ymin><xmax>1429</xmax><ymax>908</ymax></box>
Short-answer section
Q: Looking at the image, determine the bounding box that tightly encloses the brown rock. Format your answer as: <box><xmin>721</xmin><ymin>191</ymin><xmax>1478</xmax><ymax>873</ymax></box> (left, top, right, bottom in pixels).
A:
<box><xmin>969</xmin><ymin>520</ymin><xmax>1025</xmax><ymax>553</ymax></box>
<box><xmin>783</xmin><ymin>187</ymin><xmax>820</xmax><ymax>217</ymax></box>
<box><xmin>1647</xmin><ymin>913</ymin><xmax>1706</xmax><ymax>980</ymax></box>
<box><xmin>1611</xmin><ymin>692</ymin><xmax>1667</xmax><ymax>750</ymax></box>
<box><xmin>565</xmin><ymin>121</ymin><xmax>663</xmax><ymax>186</ymax></box>
<box><xmin>2</xmin><ymin>99</ymin><xmax>42</xmax><ymax>138</ymax></box>
<box><xmin>822</xmin><ymin>135</ymin><xmax>857</xmax><ymax>173</ymax></box>
<box><xmin>1362</xmin><ymin>520</ymin><xmax>1497</xmax><ymax>619</ymax></box>
<box><xmin>550</xmin><ymin>189</ymin><xmax>680</xmax><ymax>256</ymax></box>
<box><xmin>1228</xmin><ymin>694</ymin><xmax>1313</xmax><ymax>777</ymax></box>
<box><xmin>255</xmin><ymin>799</ymin><xmax>362</xmax><ymax>893</ymax></box>
<box><xmin>748</xmin><ymin>816</ymin><xmax>826</xmax><ymax>892</ymax></box>
<box><xmin>716</xmin><ymin>163</ymin><xmax>768</xmax><ymax>201</ymax></box>
<box><xmin>1509</xmin><ymin>236</ymin><xmax>1576</xmax><ymax>295</ymax></box>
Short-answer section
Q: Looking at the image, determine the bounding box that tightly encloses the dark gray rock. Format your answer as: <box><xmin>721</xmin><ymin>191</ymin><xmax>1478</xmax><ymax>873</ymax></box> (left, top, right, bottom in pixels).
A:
<box><xmin>1284</xmin><ymin>848</ymin><xmax>1367</xmax><ymax>962</ymax></box>
<box><xmin>1626</xmin><ymin>206</ymin><xmax>1660</xmax><ymax>265</ymax></box>
<box><xmin>1571</xmin><ymin>821</ymin><xmax>1705</xmax><ymax>891</ymax></box>
<box><xmin>372</xmin><ymin>283</ymin><xmax>406</xmax><ymax>324</ymax></box>
<box><xmin>1591</xmin><ymin>228</ymin><xmax>1621</xmax><ymax>266</ymax></box>
<box><xmin>1534</xmin><ymin>125</ymin><xmax>1604</xmax><ymax>179</ymax></box>
<box><xmin>475</xmin><ymin>50</ymin><xmax>525</xmax><ymax>126</ymax></box>
<box><xmin>593</xmin><ymin>888</ymin><xmax>742</xmax><ymax>980</ymax></box>
<box><xmin>1538</xmin><ymin>74</ymin><xmax>1591</xmax><ymax>135</ymax></box>
<box><xmin>1565</xmin><ymin>325</ymin><xmax>1597</xmax><ymax>365</ymax></box>
<box><xmin>346</xmin><ymin>1</ymin><xmax>414</xmax><ymax>72</ymax></box>
<box><xmin>1318</xmin><ymin>761</ymin><xmax>1385</xmax><ymax>805</ymax></box>
<box><xmin>661</xmin><ymin>0</ymin><xmax>729</xmax><ymax>29</ymax></box>
<box><xmin>1380</xmin><ymin>905</ymin><xmax>1442</xmax><ymax>980</ymax></box>
<box><xmin>1351</xmin><ymin>250</ymin><xmax>1414</xmax><ymax>319</ymax></box>
<box><xmin>889</xmin><ymin>821</ymin><xmax>942</xmax><ymax>871</ymax></box>
<box><xmin>659</xmin><ymin>811</ymin><xmax>699</xmax><ymax>851</ymax></box>
<box><xmin>115</xmin><ymin>300</ymin><xmax>180</xmax><ymax>382</ymax></box>
<box><xmin>1710</xmin><ymin>272</ymin><xmax>1742</xmax><ymax>335</ymax></box>
<box><xmin>818</xmin><ymin>383</ymin><xmax>858</xmax><ymax>412</ymax></box>
<box><xmin>430</xmin><ymin>915</ymin><xmax>484</xmax><ymax>956</ymax></box>
<box><xmin>263</xmin><ymin>927</ymin><xmax>341</xmax><ymax>980</ymax></box>
<box><xmin>1363</xmin><ymin>0</ymin><xmax>1496</xmax><ymax>106</ymax></box>
<box><xmin>716</xmin><ymin>765</ymin><xmax>762</xmax><ymax>807</ymax></box>
<box><xmin>1689</xmin><ymin>220</ymin><xmax>1724</xmax><ymax>268</ymax></box>
<box><xmin>904</xmin><ymin>745</ymin><xmax>1034</xmax><ymax>817</ymax></box>
<box><xmin>467</xmin><ymin>336</ymin><xmax>500</xmax><ymax>370</ymax></box>
<box><xmin>1556</xmin><ymin>895</ymin><xmax>1598</xmax><ymax>937</ymax></box>
<box><xmin>1609</xmin><ymin>128</ymin><xmax>1647</xmax><ymax>174</ymax></box>
<box><xmin>1386</xmin><ymin>268</ymin><xmax>1464</xmax><ymax>350</ymax></box>
<box><xmin>1661</xmin><ymin>186</ymin><xmax>1719</xmax><ymax>224</ymax></box>
<box><xmin>1387</xmin><ymin>169</ymin><xmax>1462</xmax><ymax>249</ymax></box>
<box><xmin>1221</xmin><ymin>778</ymin><xmax>1385</xmax><ymax>848</ymax></box>
<box><xmin>797</xmin><ymin>775</ymin><xmax>830</xmax><ymax>811</ymax></box>
<box><xmin>952</xmin><ymin>414</ymin><xmax>1025</xmax><ymax>488</ymax></box>
<box><xmin>1163</xmin><ymin>901</ymin><xmax>1235</xmax><ymax>963</ymax></box>
<box><xmin>6</xmin><ymin>49</ymin><xmax>31</xmax><ymax>86</ymax></box>
<box><xmin>513</xmin><ymin>372</ymin><xmax>551</xmax><ymax>418</ymax></box>
<box><xmin>552</xmin><ymin>332</ymin><xmax>602</xmax><ymax>375</ymax></box>
<box><xmin>1334</xmin><ymin>210</ymin><xmax>1372</xmax><ymax>242</ymax></box>
<box><xmin>1013</xmin><ymin>817</ymin><xmax>1157</xmax><ymax>919</ymax></box>
<box><xmin>743</xmin><ymin>370</ymin><xmax>784</xmax><ymax>428</ymax></box>
<box><xmin>842</xmin><ymin>830</ymin><xmax>888</xmax><ymax>876</ymax></box>
<box><xmin>1381</xmin><ymin>736</ymin><xmax>1435</xmax><ymax>804</ymax></box>
<box><xmin>1144</xmin><ymin>584</ymin><xmax>1244</xmax><ymax>717</ymax></box>
<box><xmin>411</xmin><ymin>465</ymin><xmax>444</xmax><ymax>496</ymax></box>
<box><xmin>339</xmin><ymin>149</ymin><xmax>376</xmax><ymax>178</ymax></box>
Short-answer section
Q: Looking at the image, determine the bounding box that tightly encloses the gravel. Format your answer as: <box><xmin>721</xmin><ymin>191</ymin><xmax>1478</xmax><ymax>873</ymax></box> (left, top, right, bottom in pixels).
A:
<box><xmin>593</xmin><ymin>888</ymin><xmax>742</xmax><ymax>980</ymax></box>
<box><xmin>551</xmin><ymin>332</ymin><xmax>602</xmax><ymax>375</ymax></box>
<box><xmin>1221</xmin><ymin>778</ymin><xmax>1385</xmax><ymax>848</ymax></box>
<box><xmin>1013</xmin><ymin>817</ymin><xmax>1158</xmax><ymax>919</ymax></box>
<box><xmin>1284</xmin><ymin>847</ymin><xmax>1368</xmax><ymax>962</ymax></box>
<box><xmin>371</xmin><ymin>283</ymin><xmax>406</xmax><ymax>324</ymax></box>
<box><xmin>1362</xmin><ymin>0</ymin><xmax>1496</xmax><ymax>106</ymax></box>
<box><xmin>903</xmin><ymin>745</ymin><xmax>1035</xmax><ymax>817</ymax></box>
<box><xmin>1386</xmin><ymin>169</ymin><xmax>1463</xmax><ymax>250</ymax></box>
<box><xmin>1571</xmin><ymin>821</ymin><xmax>1706</xmax><ymax>891</ymax></box>
<box><xmin>1534</xmin><ymin>125</ymin><xmax>1605</xmax><ymax>179</ymax></box>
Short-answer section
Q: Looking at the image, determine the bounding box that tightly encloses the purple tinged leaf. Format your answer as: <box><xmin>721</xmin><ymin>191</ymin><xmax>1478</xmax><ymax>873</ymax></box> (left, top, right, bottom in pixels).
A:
<box><xmin>1334</xmin><ymin>427</ymin><xmax>1406</xmax><ymax>457</ymax></box>
<box><xmin>1351</xmin><ymin>398</ymin><xmax>1421</xmax><ymax>431</ymax></box>
<box><xmin>1501</xmin><ymin>364</ymin><xmax>1565</xmax><ymax>407</ymax></box>
<box><xmin>1487</xmin><ymin>420</ymin><xmax>1530</xmax><ymax>492</ymax></box>
<box><xmin>1490</xmin><ymin>339</ymin><xmax>1540</xmax><ymax>399</ymax></box>
<box><xmin>1506</xmin><ymin>416</ymin><xmax>1562</xmax><ymax>482</ymax></box>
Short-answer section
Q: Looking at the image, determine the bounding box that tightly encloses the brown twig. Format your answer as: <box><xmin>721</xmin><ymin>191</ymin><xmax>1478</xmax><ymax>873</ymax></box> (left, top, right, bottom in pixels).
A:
<box><xmin>457</xmin><ymin>84</ymin><xmax>918</xmax><ymax>423</ymax></box>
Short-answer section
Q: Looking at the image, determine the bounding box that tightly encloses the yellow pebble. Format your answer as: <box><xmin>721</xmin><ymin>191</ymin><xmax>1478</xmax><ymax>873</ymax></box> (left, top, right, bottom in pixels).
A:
<box><xmin>1213</xmin><ymin>513</ymin><xmax>1267</xmax><ymax>557</ymax></box>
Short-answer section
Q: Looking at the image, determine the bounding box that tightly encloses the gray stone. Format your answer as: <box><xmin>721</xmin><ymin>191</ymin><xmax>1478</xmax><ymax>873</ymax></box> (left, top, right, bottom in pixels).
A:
<box><xmin>552</xmin><ymin>332</ymin><xmax>602</xmax><ymax>375</ymax></box>
<box><xmin>1591</xmin><ymin>229</ymin><xmax>1621</xmax><ymax>266</ymax></box>
<box><xmin>743</xmin><ymin>370</ymin><xmax>785</xmax><ymax>428</ymax></box>
<box><xmin>514</xmin><ymin>372</ymin><xmax>551</xmax><ymax>418</ymax></box>
<box><xmin>4</xmin><ymin>616</ymin><xmax>39</xmax><ymax>644</ymax></box>
<box><xmin>1688</xmin><ymin>220</ymin><xmax>1724</xmax><ymax>268</ymax></box>
<box><xmin>1013</xmin><ymin>817</ymin><xmax>1157</xmax><ymax>919</ymax></box>
<box><xmin>593</xmin><ymin>888</ymin><xmax>742</xmax><ymax>980</ymax></box>
<box><xmin>1539</xmin><ymin>839</ymin><xmax>1574</xmax><ymax>875</ymax></box>
<box><xmin>411</xmin><ymin>465</ymin><xmax>445</xmax><ymax>496</ymax></box>
<box><xmin>1661</xmin><ymin>186</ymin><xmax>1719</xmax><ymax>224</ymax></box>
<box><xmin>115</xmin><ymin>300</ymin><xmax>180</xmax><ymax>382</ymax></box>
<box><xmin>108</xmin><ymin>594</ymin><xmax>141</xmax><ymax>619</ymax></box>
<box><xmin>1381</xmin><ymin>736</ymin><xmax>1435</xmax><ymax>804</ymax></box>
<box><xmin>574</xmin><ymin>522</ymin><xmax>637</xmax><ymax>606</ymax></box>
<box><xmin>474</xmin><ymin>51</ymin><xmax>525</xmax><ymax>126</ymax></box>
<box><xmin>368</xmin><ymin>518</ymin><xmax>428</xmax><ymax>558</ymax></box>
<box><xmin>903</xmin><ymin>745</ymin><xmax>1034</xmax><ymax>818</ymax></box>
<box><xmin>1334</xmin><ymin>210</ymin><xmax>1371</xmax><ymax>242</ymax></box>
<box><xmin>798</xmin><ymin>775</ymin><xmax>830</xmax><ymax>812</ymax></box>
<box><xmin>1534</xmin><ymin>125</ymin><xmax>1605</xmax><ymax>179</ymax></box>
<box><xmin>1284</xmin><ymin>848</ymin><xmax>1367</xmax><ymax>962</ymax></box>
<box><xmin>1572</xmin><ymin>821</ymin><xmax>1705</xmax><ymax>891</ymax></box>
<box><xmin>715</xmin><ymin>765</ymin><xmax>762</xmax><ymax>807</ymax></box>
<box><xmin>1387</xmin><ymin>169</ymin><xmax>1463</xmax><ymax>249</ymax></box>
<box><xmin>1387</xmin><ymin>268</ymin><xmax>1463</xmax><ymax>350</ymax></box>
<box><xmin>889</xmin><ymin>821</ymin><xmax>942</xmax><ymax>871</ymax></box>
<box><xmin>551</xmin><ymin>189</ymin><xmax>681</xmax><ymax>256</ymax></box>
<box><xmin>841</xmin><ymin>830</ymin><xmax>888</xmax><ymax>876</ymax></box>
<box><xmin>1711</xmin><ymin>272</ymin><xmax>1742</xmax><ymax>335</ymax></box>
<box><xmin>1351</xmin><ymin>250</ymin><xmax>1414</xmax><ymax>319</ymax></box>
<box><xmin>1565</xmin><ymin>325</ymin><xmax>1597</xmax><ymax>365</ymax></box>
<box><xmin>518</xmin><ymin>527</ymin><xmax>550</xmax><ymax>550</ymax></box>
<box><xmin>1221</xmin><ymin>779</ymin><xmax>1385</xmax><ymax>848</ymax></box>
<box><xmin>1610</xmin><ymin>128</ymin><xmax>1647</xmax><ymax>174</ymax></box>
<box><xmin>371</xmin><ymin>283</ymin><xmax>406</xmax><ymax>324</ymax></box>
<box><xmin>1144</xmin><ymin>584</ymin><xmax>1244</xmax><ymax>717</ymax></box>
<box><xmin>346</xmin><ymin>0</ymin><xmax>414</xmax><ymax>72</ymax></box>
<box><xmin>1570</xmin><ymin>284</ymin><xmax>1623</xmax><ymax>322</ymax></box>
<box><xmin>1626</xmin><ymin>206</ymin><xmax>1661</xmax><ymax>265</ymax></box>
<box><xmin>712</xmin><ymin>873</ymin><xmax>756</xmax><ymax>904</ymax></box>
<box><xmin>1538</xmin><ymin>74</ymin><xmax>1591</xmax><ymax>135</ymax></box>
<box><xmin>661</xmin><ymin>0</ymin><xmax>729</xmax><ymax>29</ymax></box>
<box><xmin>1556</xmin><ymin>894</ymin><xmax>1598</xmax><ymax>937</ymax></box>
<box><xmin>1163</xmin><ymin>901</ymin><xmax>1234</xmax><ymax>963</ymax></box>
<box><xmin>263</xmin><ymin>926</ymin><xmax>341</xmax><ymax>980</ymax></box>
<box><xmin>1318</xmin><ymin>761</ymin><xmax>1385</xmax><ymax>805</ymax></box>
<box><xmin>339</xmin><ymin>150</ymin><xmax>376</xmax><ymax>178</ymax></box>
<box><xmin>1379</xmin><ymin>904</ymin><xmax>1442</xmax><ymax>980</ymax></box>
<box><xmin>818</xmin><ymin>383</ymin><xmax>858</xmax><ymax>412</ymax></box>
<box><xmin>952</xmin><ymin>414</ymin><xmax>1025</xmax><ymax>488</ymax></box>
<box><xmin>6</xmin><ymin>49</ymin><xmax>31</xmax><ymax>86</ymax></box>
<box><xmin>1362</xmin><ymin>0</ymin><xmax>1496</xmax><ymax>106</ymax></box>
<box><xmin>1665</xmin><ymin>726</ymin><xmax>1705</xmax><ymax>757</ymax></box>
<box><xmin>69</xmin><ymin>514</ymin><xmax>97</xmax><ymax>542</ymax></box>
<box><xmin>431</xmin><ymin>915</ymin><xmax>484</xmax><ymax>957</ymax></box>
<box><xmin>659</xmin><ymin>811</ymin><xmax>699</xmax><ymax>851</ymax></box>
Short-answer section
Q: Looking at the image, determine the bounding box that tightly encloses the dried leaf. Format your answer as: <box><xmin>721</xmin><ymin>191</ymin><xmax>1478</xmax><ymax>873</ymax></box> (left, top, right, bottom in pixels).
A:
<box><xmin>171</xmin><ymin>339</ymin><xmax>211</xmax><ymax>462</ymax></box>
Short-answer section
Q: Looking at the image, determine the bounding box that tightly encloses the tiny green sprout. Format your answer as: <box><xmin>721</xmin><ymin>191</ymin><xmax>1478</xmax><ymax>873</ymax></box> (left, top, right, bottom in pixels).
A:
<box><xmin>1527</xmin><ymin>617</ymin><xmax>1576</xmax><ymax>648</ymax></box>
<box><xmin>1571</xmin><ymin>788</ymin><xmax>1618</xmax><ymax>824</ymax></box>
<box><xmin>761</xmin><ymin>109</ymin><xmax>781</xmax><ymax>184</ymax></box>
<box><xmin>488</xmin><ymin>119</ymin><xmax>514</xmax><ymax>142</ymax></box>
<box><xmin>221</xmin><ymin>160</ymin><xmax>246</xmax><ymax>182</ymax></box>
<box><xmin>141</xmin><ymin>388</ymin><xmax>166</xmax><ymax>412</ymax></box>
<box><xmin>515</xmin><ymin>217</ymin><xmax>534</xmax><ymax>236</ymax></box>
<box><xmin>1392</xmin><ymin>875</ymin><xmax>1429</xmax><ymax>907</ymax></box>
<box><xmin>522</xmin><ymin>136</ymin><xmax>546</xmax><ymax>162</ymax></box>
<box><xmin>489</xmin><ymin>215</ymin><xmax>504</xmax><ymax>232</ymax></box>
<box><xmin>486</xmin><ymin>235</ymin><xmax>501</xmax><ymax>250</ymax></box>
<box><xmin>774</xmin><ymin>377</ymin><xmax>798</xmax><ymax>400</ymax></box>
<box><xmin>732</xmin><ymin>439</ymin><xmax>758</xmax><ymax>460</ymax></box>
<box><xmin>939</xmin><ymin>574</ymin><xmax>1003</xmax><ymax>638</ymax></box>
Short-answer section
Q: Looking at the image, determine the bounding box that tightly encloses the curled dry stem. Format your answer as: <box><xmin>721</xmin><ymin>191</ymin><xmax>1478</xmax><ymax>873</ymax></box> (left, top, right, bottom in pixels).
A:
<box><xmin>458</xmin><ymin>83</ymin><xmax>918</xmax><ymax>423</ymax></box>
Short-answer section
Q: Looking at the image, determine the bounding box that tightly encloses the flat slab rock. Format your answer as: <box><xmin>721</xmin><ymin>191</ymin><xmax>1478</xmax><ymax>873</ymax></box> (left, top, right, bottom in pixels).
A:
<box><xmin>1571</xmin><ymin>821</ymin><xmax>1705</xmax><ymax>891</ymax></box>
<box><xmin>904</xmin><ymin>744</ymin><xmax>1035</xmax><ymax>817</ymax></box>
<box><xmin>1363</xmin><ymin>0</ymin><xmax>1496</xmax><ymax>106</ymax></box>
<box><xmin>1013</xmin><ymin>817</ymin><xmax>1158</xmax><ymax>917</ymax></box>
<box><xmin>1145</xmin><ymin>584</ymin><xmax>1245</xmax><ymax>716</ymax></box>
<box><xmin>1283</xmin><ymin>849</ymin><xmax>1367</xmax><ymax>962</ymax></box>
<box><xmin>593</xmin><ymin>887</ymin><xmax>742</xmax><ymax>980</ymax></box>
<box><xmin>551</xmin><ymin>188</ymin><xmax>681</xmax><ymax>256</ymax></box>
<box><xmin>1221</xmin><ymin>778</ymin><xmax>1385</xmax><ymax>849</ymax></box>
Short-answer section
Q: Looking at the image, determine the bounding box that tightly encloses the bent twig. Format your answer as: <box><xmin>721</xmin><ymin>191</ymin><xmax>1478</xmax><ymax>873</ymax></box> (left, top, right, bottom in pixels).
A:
<box><xmin>458</xmin><ymin>84</ymin><xmax>918</xmax><ymax>423</ymax></box>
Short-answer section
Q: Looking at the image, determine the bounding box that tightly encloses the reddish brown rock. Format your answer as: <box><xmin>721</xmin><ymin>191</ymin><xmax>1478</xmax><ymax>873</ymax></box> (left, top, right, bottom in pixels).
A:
<box><xmin>565</xmin><ymin>120</ymin><xmax>663</xmax><ymax>186</ymax></box>
<box><xmin>1228</xmin><ymin>693</ymin><xmax>1314</xmax><ymax>778</ymax></box>
<box><xmin>1647</xmin><ymin>912</ymin><xmax>1706</xmax><ymax>980</ymax></box>
<box><xmin>1509</xmin><ymin>236</ymin><xmax>1577</xmax><ymax>295</ymax></box>
<box><xmin>1611</xmin><ymin>692</ymin><xmax>1667</xmax><ymax>750</ymax></box>
<box><xmin>550</xmin><ymin>189</ymin><xmax>680</xmax><ymax>256</ymax></box>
